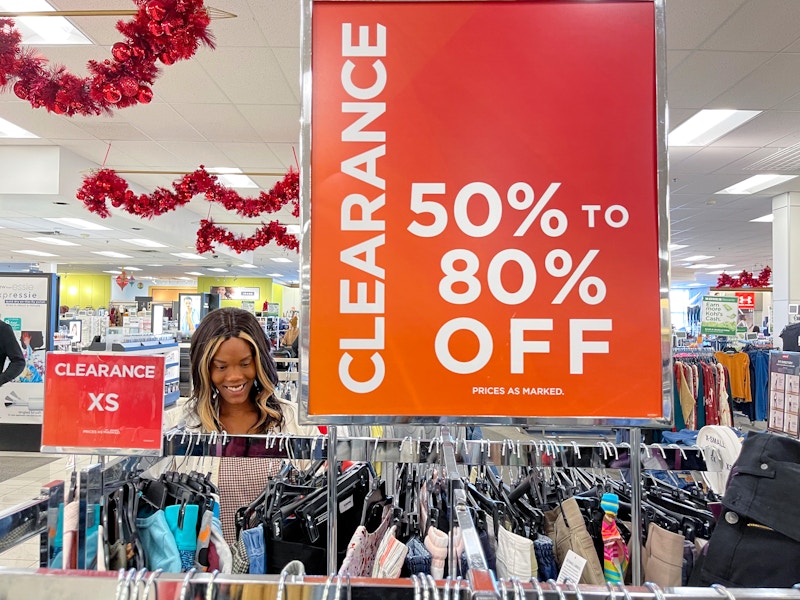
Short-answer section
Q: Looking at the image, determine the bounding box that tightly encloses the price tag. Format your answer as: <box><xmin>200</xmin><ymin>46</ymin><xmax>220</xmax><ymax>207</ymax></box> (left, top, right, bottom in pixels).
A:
<box><xmin>42</xmin><ymin>353</ymin><xmax>165</xmax><ymax>455</ymax></box>
<box><xmin>303</xmin><ymin>0</ymin><xmax>669</xmax><ymax>424</ymax></box>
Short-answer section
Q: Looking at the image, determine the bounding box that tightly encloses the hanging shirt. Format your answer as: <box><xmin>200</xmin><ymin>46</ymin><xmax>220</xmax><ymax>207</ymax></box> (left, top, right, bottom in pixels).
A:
<box><xmin>714</xmin><ymin>351</ymin><xmax>751</xmax><ymax>402</ymax></box>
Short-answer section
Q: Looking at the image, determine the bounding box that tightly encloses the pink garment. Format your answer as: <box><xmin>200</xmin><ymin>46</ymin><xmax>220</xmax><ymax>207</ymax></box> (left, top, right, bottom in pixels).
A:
<box><xmin>601</xmin><ymin>518</ymin><xmax>629</xmax><ymax>583</ymax></box>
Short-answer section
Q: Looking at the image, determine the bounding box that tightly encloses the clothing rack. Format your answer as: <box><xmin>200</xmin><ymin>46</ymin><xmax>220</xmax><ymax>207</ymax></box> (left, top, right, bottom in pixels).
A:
<box><xmin>0</xmin><ymin>431</ymin><xmax>729</xmax><ymax>586</ymax></box>
<box><xmin>0</xmin><ymin>568</ymin><xmax>797</xmax><ymax>599</ymax></box>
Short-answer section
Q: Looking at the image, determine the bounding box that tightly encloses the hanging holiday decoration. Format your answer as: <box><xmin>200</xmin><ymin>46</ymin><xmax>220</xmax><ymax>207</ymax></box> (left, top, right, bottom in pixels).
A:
<box><xmin>115</xmin><ymin>269</ymin><xmax>135</xmax><ymax>289</ymax></box>
<box><xmin>716</xmin><ymin>266</ymin><xmax>771</xmax><ymax>289</ymax></box>
<box><xmin>0</xmin><ymin>0</ymin><xmax>214</xmax><ymax>116</ymax></box>
<box><xmin>76</xmin><ymin>166</ymin><xmax>300</xmax><ymax>254</ymax></box>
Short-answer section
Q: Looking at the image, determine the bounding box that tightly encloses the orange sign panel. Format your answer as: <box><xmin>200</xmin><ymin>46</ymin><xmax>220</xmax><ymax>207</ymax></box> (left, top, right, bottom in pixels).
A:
<box><xmin>305</xmin><ymin>1</ymin><xmax>667</xmax><ymax>422</ymax></box>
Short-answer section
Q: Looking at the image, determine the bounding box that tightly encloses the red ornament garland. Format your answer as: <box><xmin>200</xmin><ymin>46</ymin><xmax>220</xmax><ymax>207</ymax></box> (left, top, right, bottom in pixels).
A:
<box><xmin>716</xmin><ymin>266</ymin><xmax>771</xmax><ymax>289</ymax></box>
<box><xmin>76</xmin><ymin>166</ymin><xmax>300</xmax><ymax>254</ymax></box>
<box><xmin>0</xmin><ymin>0</ymin><xmax>214</xmax><ymax>116</ymax></box>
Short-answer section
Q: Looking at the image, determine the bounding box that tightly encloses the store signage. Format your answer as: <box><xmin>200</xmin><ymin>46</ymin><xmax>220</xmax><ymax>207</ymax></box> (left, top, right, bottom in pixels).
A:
<box><xmin>41</xmin><ymin>353</ymin><xmax>164</xmax><ymax>454</ymax></box>
<box><xmin>209</xmin><ymin>286</ymin><xmax>260</xmax><ymax>301</ymax></box>
<box><xmin>303</xmin><ymin>0</ymin><xmax>669</xmax><ymax>423</ymax></box>
<box><xmin>701</xmin><ymin>296</ymin><xmax>738</xmax><ymax>336</ymax></box>
<box><xmin>768</xmin><ymin>352</ymin><xmax>800</xmax><ymax>438</ymax></box>
<box><xmin>736</xmin><ymin>292</ymin><xmax>755</xmax><ymax>310</ymax></box>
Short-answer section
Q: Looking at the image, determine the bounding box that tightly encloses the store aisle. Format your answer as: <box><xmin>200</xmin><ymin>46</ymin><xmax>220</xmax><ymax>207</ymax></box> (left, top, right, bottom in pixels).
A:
<box><xmin>0</xmin><ymin>452</ymin><xmax>94</xmax><ymax>569</ymax></box>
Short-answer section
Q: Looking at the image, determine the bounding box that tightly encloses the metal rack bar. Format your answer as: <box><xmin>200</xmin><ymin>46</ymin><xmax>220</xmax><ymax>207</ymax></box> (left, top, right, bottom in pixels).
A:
<box><xmin>0</xmin><ymin>570</ymin><xmax>796</xmax><ymax>599</ymax></box>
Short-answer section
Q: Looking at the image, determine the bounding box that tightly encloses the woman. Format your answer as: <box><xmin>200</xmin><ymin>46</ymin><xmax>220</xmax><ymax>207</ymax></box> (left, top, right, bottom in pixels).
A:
<box><xmin>281</xmin><ymin>316</ymin><xmax>299</xmax><ymax>352</ymax></box>
<box><xmin>186</xmin><ymin>307</ymin><xmax>316</xmax><ymax>545</ymax></box>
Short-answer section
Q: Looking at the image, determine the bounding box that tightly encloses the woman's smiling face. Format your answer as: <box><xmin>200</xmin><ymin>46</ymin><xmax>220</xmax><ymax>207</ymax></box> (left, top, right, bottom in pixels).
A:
<box><xmin>211</xmin><ymin>336</ymin><xmax>257</xmax><ymax>408</ymax></box>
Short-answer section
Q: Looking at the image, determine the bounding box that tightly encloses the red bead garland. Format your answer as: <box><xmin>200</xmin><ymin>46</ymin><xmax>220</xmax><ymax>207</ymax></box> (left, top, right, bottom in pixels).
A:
<box><xmin>0</xmin><ymin>0</ymin><xmax>214</xmax><ymax>116</ymax></box>
<box><xmin>76</xmin><ymin>166</ymin><xmax>300</xmax><ymax>254</ymax></box>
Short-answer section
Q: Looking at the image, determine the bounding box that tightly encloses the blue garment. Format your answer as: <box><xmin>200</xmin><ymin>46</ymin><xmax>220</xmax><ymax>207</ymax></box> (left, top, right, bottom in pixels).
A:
<box><xmin>661</xmin><ymin>429</ymin><xmax>699</xmax><ymax>446</ymax></box>
<box><xmin>165</xmin><ymin>504</ymin><xmax>199</xmax><ymax>572</ymax></box>
<box><xmin>404</xmin><ymin>536</ymin><xmax>432</xmax><ymax>575</ymax></box>
<box><xmin>242</xmin><ymin>524</ymin><xmax>266</xmax><ymax>574</ymax></box>
<box><xmin>533</xmin><ymin>534</ymin><xmax>558</xmax><ymax>581</ymax></box>
<box><xmin>746</xmin><ymin>349</ymin><xmax>769</xmax><ymax>421</ymax></box>
<box><xmin>136</xmin><ymin>509</ymin><xmax>182</xmax><ymax>573</ymax></box>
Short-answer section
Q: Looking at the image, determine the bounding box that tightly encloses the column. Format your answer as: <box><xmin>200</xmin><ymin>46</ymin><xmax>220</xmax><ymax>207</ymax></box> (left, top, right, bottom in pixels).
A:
<box><xmin>771</xmin><ymin>192</ymin><xmax>800</xmax><ymax>345</ymax></box>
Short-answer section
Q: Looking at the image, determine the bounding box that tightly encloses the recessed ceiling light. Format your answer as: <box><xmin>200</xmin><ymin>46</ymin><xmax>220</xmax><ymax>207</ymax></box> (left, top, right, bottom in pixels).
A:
<box><xmin>668</xmin><ymin>109</ymin><xmax>761</xmax><ymax>146</ymax></box>
<box><xmin>147</xmin><ymin>264</ymin><xmax>163</xmax><ymax>267</ymax></box>
<box><xmin>92</xmin><ymin>251</ymin><xmax>133</xmax><ymax>258</ymax></box>
<box><xmin>271</xmin><ymin>257</ymin><xmax>292</xmax><ymax>263</ymax></box>
<box><xmin>14</xmin><ymin>249</ymin><xmax>58</xmax><ymax>257</ymax></box>
<box><xmin>668</xmin><ymin>243</ymin><xmax>688</xmax><ymax>251</ymax></box>
<box><xmin>237</xmin><ymin>264</ymin><xmax>258</xmax><ymax>269</ymax></box>
<box><xmin>24</xmin><ymin>236</ymin><xmax>79</xmax><ymax>246</ymax></box>
<box><xmin>185</xmin><ymin>272</ymin><xmax>205</xmax><ymax>276</ymax></box>
<box><xmin>0</xmin><ymin>116</ymin><xmax>38</xmax><ymax>139</ymax></box>
<box><xmin>120</xmin><ymin>238</ymin><xmax>167</xmax><ymax>248</ymax></box>
<box><xmin>0</xmin><ymin>0</ymin><xmax>92</xmax><ymax>45</ymax></box>
<box><xmin>716</xmin><ymin>174</ymin><xmax>797</xmax><ymax>195</ymax></box>
<box><xmin>685</xmin><ymin>255</ymin><xmax>714</xmax><ymax>262</ymax></box>
<box><xmin>171</xmin><ymin>252</ymin><xmax>207</xmax><ymax>260</ymax></box>
<box><xmin>207</xmin><ymin>167</ymin><xmax>258</xmax><ymax>189</ymax></box>
<box><xmin>45</xmin><ymin>217</ymin><xmax>112</xmax><ymax>231</ymax></box>
<box><xmin>750</xmin><ymin>214</ymin><xmax>774</xmax><ymax>223</ymax></box>
<box><xmin>103</xmin><ymin>270</ymin><xmax>122</xmax><ymax>275</ymax></box>
<box><xmin>122</xmin><ymin>266</ymin><xmax>142</xmax><ymax>271</ymax></box>
<box><xmin>207</xmin><ymin>268</ymin><xmax>228</xmax><ymax>273</ymax></box>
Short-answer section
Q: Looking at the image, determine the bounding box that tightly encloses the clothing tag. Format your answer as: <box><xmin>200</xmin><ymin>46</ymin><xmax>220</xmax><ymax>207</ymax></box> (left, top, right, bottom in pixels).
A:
<box><xmin>339</xmin><ymin>494</ymin><xmax>355</xmax><ymax>513</ymax></box>
<box><xmin>556</xmin><ymin>549</ymin><xmax>586</xmax><ymax>584</ymax></box>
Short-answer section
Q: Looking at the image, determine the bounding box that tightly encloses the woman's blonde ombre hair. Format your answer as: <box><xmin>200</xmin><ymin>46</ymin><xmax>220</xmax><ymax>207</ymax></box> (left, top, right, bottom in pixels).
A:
<box><xmin>187</xmin><ymin>308</ymin><xmax>283</xmax><ymax>434</ymax></box>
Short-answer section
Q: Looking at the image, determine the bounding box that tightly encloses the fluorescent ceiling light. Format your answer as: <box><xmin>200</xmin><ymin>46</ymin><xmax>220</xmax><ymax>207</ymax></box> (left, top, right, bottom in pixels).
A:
<box><xmin>103</xmin><ymin>270</ymin><xmax>122</xmax><ymax>275</ymax></box>
<box><xmin>271</xmin><ymin>257</ymin><xmax>292</xmax><ymax>263</ymax></box>
<box><xmin>147</xmin><ymin>264</ymin><xmax>163</xmax><ymax>267</ymax></box>
<box><xmin>687</xmin><ymin>264</ymin><xmax>711</xmax><ymax>269</ymax></box>
<box><xmin>750</xmin><ymin>214</ymin><xmax>774</xmax><ymax>223</ymax></box>
<box><xmin>207</xmin><ymin>268</ymin><xmax>228</xmax><ymax>272</ymax></box>
<box><xmin>706</xmin><ymin>270</ymin><xmax>733</xmax><ymax>275</ymax></box>
<box><xmin>14</xmin><ymin>249</ymin><xmax>58</xmax><ymax>256</ymax></box>
<box><xmin>0</xmin><ymin>1</ymin><xmax>92</xmax><ymax>45</ymax></box>
<box><xmin>24</xmin><ymin>236</ymin><xmax>78</xmax><ymax>246</ymax></box>
<box><xmin>0</xmin><ymin>116</ymin><xmax>37</xmax><ymax>139</ymax></box>
<box><xmin>685</xmin><ymin>255</ymin><xmax>714</xmax><ymax>262</ymax></box>
<box><xmin>668</xmin><ymin>109</ymin><xmax>761</xmax><ymax>146</ymax></box>
<box><xmin>185</xmin><ymin>272</ymin><xmax>205</xmax><ymax>276</ymax></box>
<box><xmin>716</xmin><ymin>174</ymin><xmax>797</xmax><ymax>195</ymax></box>
<box><xmin>122</xmin><ymin>266</ymin><xmax>142</xmax><ymax>271</ymax></box>
<box><xmin>120</xmin><ymin>238</ymin><xmax>167</xmax><ymax>248</ymax></box>
<box><xmin>207</xmin><ymin>167</ymin><xmax>258</xmax><ymax>189</ymax></box>
<box><xmin>177</xmin><ymin>277</ymin><xmax>194</xmax><ymax>281</ymax></box>
<box><xmin>92</xmin><ymin>251</ymin><xmax>132</xmax><ymax>259</ymax></box>
<box><xmin>267</xmin><ymin>273</ymin><xmax>283</xmax><ymax>277</ymax></box>
<box><xmin>45</xmin><ymin>217</ymin><xmax>112</xmax><ymax>231</ymax></box>
<box><xmin>171</xmin><ymin>252</ymin><xmax>207</xmax><ymax>260</ymax></box>
<box><xmin>668</xmin><ymin>243</ymin><xmax>688</xmax><ymax>251</ymax></box>
<box><xmin>237</xmin><ymin>264</ymin><xmax>257</xmax><ymax>269</ymax></box>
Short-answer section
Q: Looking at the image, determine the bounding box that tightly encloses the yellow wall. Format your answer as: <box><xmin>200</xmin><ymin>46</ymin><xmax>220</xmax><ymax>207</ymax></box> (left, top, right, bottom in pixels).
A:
<box><xmin>59</xmin><ymin>273</ymin><xmax>111</xmax><ymax>309</ymax></box>
<box><xmin>59</xmin><ymin>273</ymin><xmax>279</xmax><ymax>312</ymax></box>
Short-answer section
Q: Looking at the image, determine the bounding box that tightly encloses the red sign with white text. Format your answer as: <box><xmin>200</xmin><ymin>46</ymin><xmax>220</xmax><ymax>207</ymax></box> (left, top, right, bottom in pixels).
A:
<box><xmin>736</xmin><ymin>292</ymin><xmax>756</xmax><ymax>310</ymax></box>
<box><xmin>42</xmin><ymin>353</ymin><xmax>164</xmax><ymax>454</ymax></box>
<box><xmin>306</xmin><ymin>1</ymin><xmax>667</xmax><ymax>422</ymax></box>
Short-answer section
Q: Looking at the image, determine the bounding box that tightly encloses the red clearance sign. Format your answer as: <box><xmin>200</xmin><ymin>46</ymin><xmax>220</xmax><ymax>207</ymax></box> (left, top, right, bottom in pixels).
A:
<box><xmin>304</xmin><ymin>1</ymin><xmax>669</xmax><ymax>423</ymax></box>
<box><xmin>42</xmin><ymin>353</ymin><xmax>164</xmax><ymax>454</ymax></box>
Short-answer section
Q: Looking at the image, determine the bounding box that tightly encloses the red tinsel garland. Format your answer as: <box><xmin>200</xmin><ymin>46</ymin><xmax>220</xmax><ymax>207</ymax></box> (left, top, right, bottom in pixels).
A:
<box><xmin>0</xmin><ymin>0</ymin><xmax>214</xmax><ymax>116</ymax></box>
<box><xmin>77</xmin><ymin>166</ymin><xmax>300</xmax><ymax>254</ymax></box>
<box><xmin>716</xmin><ymin>266</ymin><xmax>771</xmax><ymax>288</ymax></box>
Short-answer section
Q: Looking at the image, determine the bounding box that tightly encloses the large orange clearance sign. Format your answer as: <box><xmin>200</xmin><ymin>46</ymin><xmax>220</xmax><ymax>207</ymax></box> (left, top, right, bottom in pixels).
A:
<box><xmin>303</xmin><ymin>0</ymin><xmax>671</xmax><ymax>424</ymax></box>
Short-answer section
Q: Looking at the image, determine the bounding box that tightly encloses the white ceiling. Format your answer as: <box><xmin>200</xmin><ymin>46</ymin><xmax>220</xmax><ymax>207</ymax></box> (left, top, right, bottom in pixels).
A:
<box><xmin>0</xmin><ymin>0</ymin><xmax>798</xmax><ymax>288</ymax></box>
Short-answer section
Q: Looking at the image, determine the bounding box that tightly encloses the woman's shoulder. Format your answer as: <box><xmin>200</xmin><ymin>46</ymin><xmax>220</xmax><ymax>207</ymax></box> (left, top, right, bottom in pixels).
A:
<box><xmin>274</xmin><ymin>398</ymin><xmax>318</xmax><ymax>436</ymax></box>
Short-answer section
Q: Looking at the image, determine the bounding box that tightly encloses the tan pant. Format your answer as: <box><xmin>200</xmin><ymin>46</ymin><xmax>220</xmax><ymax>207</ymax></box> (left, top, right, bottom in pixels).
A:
<box><xmin>641</xmin><ymin>522</ymin><xmax>684</xmax><ymax>588</ymax></box>
<box><xmin>544</xmin><ymin>497</ymin><xmax>605</xmax><ymax>585</ymax></box>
